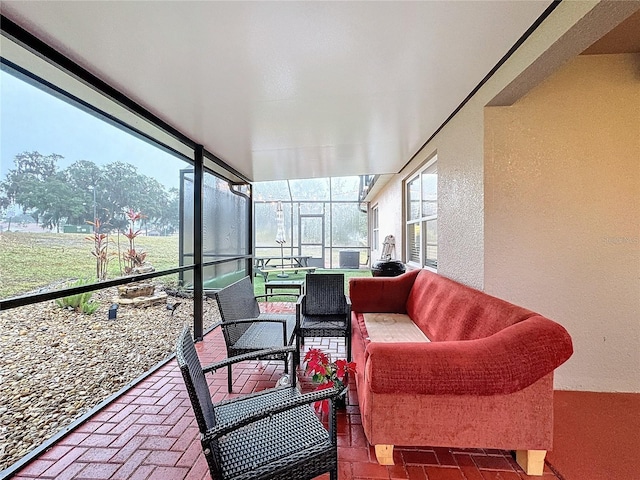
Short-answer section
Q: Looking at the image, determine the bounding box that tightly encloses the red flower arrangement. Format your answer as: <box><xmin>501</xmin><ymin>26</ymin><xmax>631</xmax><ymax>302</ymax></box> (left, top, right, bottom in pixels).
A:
<box><xmin>304</xmin><ymin>348</ymin><xmax>357</xmax><ymax>413</ymax></box>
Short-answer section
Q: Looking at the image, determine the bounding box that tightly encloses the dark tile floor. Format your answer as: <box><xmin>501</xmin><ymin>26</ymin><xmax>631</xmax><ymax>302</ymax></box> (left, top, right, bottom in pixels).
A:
<box><xmin>12</xmin><ymin>302</ymin><xmax>562</xmax><ymax>479</ymax></box>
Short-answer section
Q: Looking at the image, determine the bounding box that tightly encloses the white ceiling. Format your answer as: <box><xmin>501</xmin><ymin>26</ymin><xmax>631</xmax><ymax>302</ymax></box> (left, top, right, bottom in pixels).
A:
<box><xmin>1</xmin><ymin>1</ymin><xmax>553</xmax><ymax>182</ymax></box>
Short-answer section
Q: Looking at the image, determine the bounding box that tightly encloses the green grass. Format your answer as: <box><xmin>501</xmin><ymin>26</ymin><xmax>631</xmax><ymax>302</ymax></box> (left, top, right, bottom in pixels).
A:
<box><xmin>0</xmin><ymin>231</ymin><xmax>179</xmax><ymax>298</ymax></box>
<box><xmin>252</xmin><ymin>268</ymin><xmax>372</xmax><ymax>300</ymax></box>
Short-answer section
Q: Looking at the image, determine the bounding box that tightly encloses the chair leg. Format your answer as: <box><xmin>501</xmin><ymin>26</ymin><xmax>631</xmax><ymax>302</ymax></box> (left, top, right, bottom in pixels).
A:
<box><xmin>330</xmin><ymin>468</ymin><xmax>337</xmax><ymax>480</ymax></box>
<box><xmin>346</xmin><ymin>335</ymin><xmax>352</xmax><ymax>361</ymax></box>
<box><xmin>227</xmin><ymin>364</ymin><xmax>233</xmax><ymax>393</ymax></box>
<box><xmin>296</xmin><ymin>334</ymin><xmax>302</xmax><ymax>366</ymax></box>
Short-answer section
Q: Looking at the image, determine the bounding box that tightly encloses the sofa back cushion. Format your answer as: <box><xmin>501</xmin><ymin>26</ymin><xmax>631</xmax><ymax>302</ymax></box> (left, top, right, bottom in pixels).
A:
<box><xmin>406</xmin><ymin>270</ymin><xmax>536</xmax><ymax>341</ymax></box>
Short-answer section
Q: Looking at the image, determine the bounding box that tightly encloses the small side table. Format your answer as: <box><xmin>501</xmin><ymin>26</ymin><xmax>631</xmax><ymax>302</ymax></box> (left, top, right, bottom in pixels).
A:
<box><xmin>265</xmin><ymin>279</ymin><xmax>305</xmax><ymax>296</ymax></box>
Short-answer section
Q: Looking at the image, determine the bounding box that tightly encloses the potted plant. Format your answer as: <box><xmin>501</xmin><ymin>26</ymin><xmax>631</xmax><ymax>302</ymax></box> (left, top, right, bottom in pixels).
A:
<box><xmin>304</xmin><ymin>348</ymin><xmax>357</xmax><ymax>413</ymax></box>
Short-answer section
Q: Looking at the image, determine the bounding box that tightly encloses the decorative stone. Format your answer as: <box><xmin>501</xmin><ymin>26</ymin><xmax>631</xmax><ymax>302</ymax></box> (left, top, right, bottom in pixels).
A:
<box><xmin>114</xmin><ymin>291</ymin><xmax>168</xmax><ymax>308</ymax></box>
<box><xmin>130</xmin><ymin>265</ymin><xmax>155</xmax><ymax>275</ymax></box>
<box><xmin>0</xmin><ymin>285</ymin><xmax>221</xmax><ymax>470</ymax></box>
<box><xmin>117</xmin><ymin>283</ymin><xmax>155</xmax><ymax>299</ymax></box>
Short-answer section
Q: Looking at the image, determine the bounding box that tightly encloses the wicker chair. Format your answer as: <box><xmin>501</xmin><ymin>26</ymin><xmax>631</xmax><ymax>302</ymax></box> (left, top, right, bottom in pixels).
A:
<box><xmin>296</xmin><ymin>273</ymin><xmax>351</xmax><ymax>365</ymax></box>
<box><xmin>212</xmin><ymin>276</ymin><xmax>297</xmax><ymax>392</ymax></box>
<box><xmin>176</xmin><ymin>326</ymin><xmax>339</xmax><ymax>480</ymax></box>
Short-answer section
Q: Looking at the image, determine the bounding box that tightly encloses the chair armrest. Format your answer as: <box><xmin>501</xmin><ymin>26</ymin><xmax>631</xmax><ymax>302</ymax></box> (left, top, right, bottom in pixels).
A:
<box><xmin>202</xmin><ymin>387</ymin><xmax>342</xmax><ymax>440</ymax></box>
<box><xmin>203</xmin><ymin>346</ymin><xmax>297</xmax><ymax>373</ymax></box>
<box><xmin>213</xmin><ymin>318</ymin><xmax>288</xmax><ymax>330</ymax></box>
<box><xmin>366</xmin><ymin>316</ymin><xmax>573</xmax><ymax>396</ymax></box>
<box><xmin>349</xmin><ymin>270</ymin><xmax>419</xmax><ymax>313</ymax></box>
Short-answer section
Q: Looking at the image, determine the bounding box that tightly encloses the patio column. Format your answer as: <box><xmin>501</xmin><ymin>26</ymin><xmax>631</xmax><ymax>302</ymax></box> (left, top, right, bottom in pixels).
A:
<box><xmin>193</xmin><ymin>144</ymin><xmax>204</xmax><ymax>340</ymax></box>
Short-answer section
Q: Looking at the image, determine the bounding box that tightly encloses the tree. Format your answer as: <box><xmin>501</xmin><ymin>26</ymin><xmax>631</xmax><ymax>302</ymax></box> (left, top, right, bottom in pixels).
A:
<box><xmin>0</xmin><ymin>151</ymin><xmax>62</xmax><ymax>214</ymax></box>
<box><xmin>62</xmin><ymin>160</ymin><xmax>103</xmax><ymax>224</ymax></box>
<box><xmin>162</xmin><ymin>188</ymin><xmax>180</xmax><ymax>234</ymax></box>
<box><xmin>97</xmin><ymin>162</ymin><xmax>145</xmax><ymax>230</ymax></box>
<box><xmin>14</xmin><ymin>173</ymin><xmax>84</xmax><ymax>232</ymax></box>
<box><xmin>137</xmin><ymin>176</ymin><xmax>169</xmax><ymax>232</ymax></box>
<box><xmin>1</xmin><ymin>152</ymin><xmax>176</xmax><ymax>234</ymax></box>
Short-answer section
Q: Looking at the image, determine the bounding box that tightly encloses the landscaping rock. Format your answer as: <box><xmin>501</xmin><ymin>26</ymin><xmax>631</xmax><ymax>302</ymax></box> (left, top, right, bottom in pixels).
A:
<box><xmin>0</xmin><ymin>284</ymin><xmax>220</xmax><ymax>471</ymax></box>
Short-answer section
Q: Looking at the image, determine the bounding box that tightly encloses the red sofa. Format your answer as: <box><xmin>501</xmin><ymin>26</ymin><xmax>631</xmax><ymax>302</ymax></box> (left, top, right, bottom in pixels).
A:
<box><xmin>349</xmin><ymin>269</ymin><xmax>573</xmax><ymax>475</ymax></box>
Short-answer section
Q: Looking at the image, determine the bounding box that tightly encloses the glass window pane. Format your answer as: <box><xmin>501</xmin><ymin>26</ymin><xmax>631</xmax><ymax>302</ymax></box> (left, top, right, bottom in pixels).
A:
<box><xmin>331</xmin><ymin>203</ymin><xmax>367</xmax><ymax>247</ymax></box>
<box><xmin>202</xmin><ymin>173</ymin><xmax>249</xmax><ymax>257</ymax></box>
<box><xmin>407</xmin><ymin>222</ymin><xmax>421</xmax><ymax>263</ymax></box>
<box><xmin>180</xmin><ymin>170</ymin><xmax>195</xmax><ymax>266</ymax></box>
<box><xmin>407</xmin><ymin>177</ymin><xmax>420</xmax><ymax>221</ymax></box>
<box><xmin>330</xmin><ymin>176</ymin><xmax>360</xmax><ymax>201</ymax></box>
<box><xmin>253</xmin><ymin>180</ymin><xmax>290</xmax><ymax>202</ymax></box>
<box><xmin>425</xmin><ymin>245</ymin><xmax>438</xmax><ymax>266</ymax></box>
<box><xmin>299</xmin><ymin>202</ymin><xmax>324</xmax><ymax>214</ymax></box>
<box><xmin>421</xmin><ymin>173</ymin><xmax>437</xmax><ymax>217</ymax></box>
<box><xmin>426</xmin><ymin>219</ymin><xmax>437</xmax><ymax>244</ymax></box>
<box><xmin>425</xmin><ymin>219</ymin><xmax>437</xmax><ymax>268</ymax></box>
<box><xmin>289</xmin><ymin>178</ymin><xmax>330</xmax><ymax>201</ymax></box>
<box><xmin>300</xmin><ymin>216</ymin><xmax>323</xmax><ymax>244</ymax></box>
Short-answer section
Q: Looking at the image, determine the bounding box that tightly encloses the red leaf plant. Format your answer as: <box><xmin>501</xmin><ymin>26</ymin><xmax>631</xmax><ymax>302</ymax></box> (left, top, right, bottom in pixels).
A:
<box><xmin>85</xmin><ymin>218</ymin><xmax>113</xmax><ymax>281</ymax></box>
<box><xmin>122</xmin><ymin>209</ymin><xmax>147</xmax><ymax>274</ymax></box>
<box><xmin>304</xmin><ymin>348</ymin><xmax>356</xmax><ymax>414</ymax></box>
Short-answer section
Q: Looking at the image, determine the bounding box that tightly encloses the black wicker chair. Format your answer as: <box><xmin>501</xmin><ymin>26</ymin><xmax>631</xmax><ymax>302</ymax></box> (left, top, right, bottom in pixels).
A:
<box><xmin>211</xmin><ymin>276</ymin><xmax>297</xmax><ymax>392</ymax></box>
<box><xmin>296</xmin><ymin>273</ymin><xmax>351</xmax><ymax>365</ymax></box>
<box><xmin>175</xmin><ymin>326</ymin><xmax>339</xmax><ymax>480</ymax></box>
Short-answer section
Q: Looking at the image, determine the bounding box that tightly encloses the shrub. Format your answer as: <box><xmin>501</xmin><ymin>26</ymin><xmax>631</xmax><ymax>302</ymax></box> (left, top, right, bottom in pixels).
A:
<box><xmin>121</xmin><ymin>209</ymin><xmax>148</xmax><ymax>274</ymax></box>
<box><xmin>86</xmin><ymin>218</ymin><xmax>113</xmax><ymax>281</ymax></box>
<box><xmin>56</xmin><ymin>279</ymin><xmax>99</xmax><ymax>315</ymax></box>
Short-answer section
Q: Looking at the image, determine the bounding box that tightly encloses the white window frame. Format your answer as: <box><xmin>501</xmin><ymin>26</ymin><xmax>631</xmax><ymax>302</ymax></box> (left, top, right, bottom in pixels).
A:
<box><xmin>371</xmin><ymin>204</ymin><xmax>379</xmax><ymax>253</ymax></box>
<box><xmin>405</xmin><ymin>157</ymin><xmax>437</xmax><ymax>270</ymax></box>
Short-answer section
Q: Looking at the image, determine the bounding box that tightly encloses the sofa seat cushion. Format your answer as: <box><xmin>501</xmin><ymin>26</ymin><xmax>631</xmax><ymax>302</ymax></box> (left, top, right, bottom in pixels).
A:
<box><xmin>363</xmin><ymin>313</ymin><xmax>430</xmax><ymax>343</ymax></box>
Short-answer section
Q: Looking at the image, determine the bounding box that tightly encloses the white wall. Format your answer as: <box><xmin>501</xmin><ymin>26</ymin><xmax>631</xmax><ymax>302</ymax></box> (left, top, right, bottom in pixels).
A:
<box><xmin>484</xmin><ymin>54</ymin><xmax>640</xmax><ymax>392</ymax></box>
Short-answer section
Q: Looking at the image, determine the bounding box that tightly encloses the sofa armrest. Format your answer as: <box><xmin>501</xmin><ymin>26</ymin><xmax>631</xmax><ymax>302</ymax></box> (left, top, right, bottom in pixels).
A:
<box><xmin>366</xmin><ymin>316</ymin><xmax>573</xmax><ymax>396</ymax></box>
<box><xmin>349</xmin><ymin>269</ymin><xmax>420</xmax><ymax>313</ymax></box>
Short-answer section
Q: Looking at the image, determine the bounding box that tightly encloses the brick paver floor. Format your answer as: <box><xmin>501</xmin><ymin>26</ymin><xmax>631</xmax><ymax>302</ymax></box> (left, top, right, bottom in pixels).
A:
<box><xmin>12</xmin><ymin>303</ymin><xmax>559</xmax><ymax>479</ymax></box>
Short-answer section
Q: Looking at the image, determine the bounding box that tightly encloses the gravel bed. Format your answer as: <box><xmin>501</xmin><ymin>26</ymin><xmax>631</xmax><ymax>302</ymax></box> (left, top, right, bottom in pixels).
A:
<box><xmin>0</xmin><ymin>284</ymin><xmax>221</xmax><ymax>471</ymax></box>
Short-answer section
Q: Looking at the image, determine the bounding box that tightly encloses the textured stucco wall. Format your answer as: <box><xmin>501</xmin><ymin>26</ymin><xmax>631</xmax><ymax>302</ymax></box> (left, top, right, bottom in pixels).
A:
<box><xmin>370</xmin><ymin>1</ymin><xmax>610</xmax><ymax>289</ymax></box>
<box><xmin>484</xmin><ymin>54</ymin><xmax>640</xmax><ymax>392</ymax></box>
<box><xmin>370</xmin><ymin>180</ymin><xmax>403</xmax><ymax>262</ymax></box>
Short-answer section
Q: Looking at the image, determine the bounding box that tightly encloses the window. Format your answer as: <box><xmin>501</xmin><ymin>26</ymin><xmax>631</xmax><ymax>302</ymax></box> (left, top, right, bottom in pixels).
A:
<box><xmin>405</xmin><ymin>158</ymin><xmax>437</xmax><ymax>269</ymax></box>
<box><xmin>372</xmin><ymin>205</ymin><xmax>379</xmax><ymax>252</ymax></box>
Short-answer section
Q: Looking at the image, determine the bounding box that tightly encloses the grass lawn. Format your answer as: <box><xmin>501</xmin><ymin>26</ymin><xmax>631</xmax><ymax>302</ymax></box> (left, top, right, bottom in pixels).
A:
<box><xmin>0</xmin><ymin>231</ymin><xmax>179</xmax><ymax>298</ymax></box>
<box><xmin>0</xmin><ymin>231</ymin><xmax>372</xmax><ymax>300</ymax></box>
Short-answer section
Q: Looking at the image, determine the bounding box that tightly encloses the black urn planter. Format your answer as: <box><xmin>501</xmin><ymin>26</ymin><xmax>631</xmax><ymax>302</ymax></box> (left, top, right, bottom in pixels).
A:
<box><xmin>371</xmin><ymin>260</ymin><xmax>406</xmax><ymax>277</ymax></box>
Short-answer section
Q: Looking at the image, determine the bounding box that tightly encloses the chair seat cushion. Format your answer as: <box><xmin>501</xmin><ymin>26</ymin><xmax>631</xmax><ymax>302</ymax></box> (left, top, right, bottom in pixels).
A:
<box><xmin>233</xmin><ymin>315</ymin><xmax>296</xmax><ymax>350</ymax></box>
<box><xmin>300</xmin><ymin>314</ymin><xmax>348</xmax><ymax>334</ymax></box>
<box><xmin>363</xmin><ymin>313</ymin><xmax>430</xmax><ymax>343</ymax></box>
<box><xmin>215</xmin><ymin>402</ymin><xmax>334</xmax><ymax>479</ymax></box>
<box><xmin>214</xmin><ymin>386</ymin><xmax>301</xmax><ymax>425</ymax></box>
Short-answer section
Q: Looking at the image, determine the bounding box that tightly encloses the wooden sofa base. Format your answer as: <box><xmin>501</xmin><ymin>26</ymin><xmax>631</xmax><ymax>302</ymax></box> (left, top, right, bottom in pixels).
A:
<box><xmin>516</xmin><ymin>449</ymin><xmax>547</xmax><ymax>476</ymax></box>
<box><xmin>375</xmin><ymin>445</ymin><xmax>546</xmax><ymax>476</ymax></box>
<box><xmin>374</xmin><ymin>445</ymin><xmax>394</xmax><ymax>465</ymax></box>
